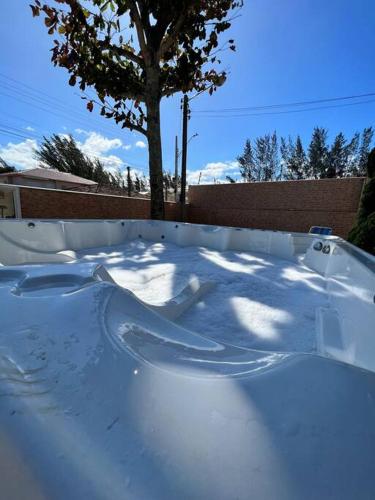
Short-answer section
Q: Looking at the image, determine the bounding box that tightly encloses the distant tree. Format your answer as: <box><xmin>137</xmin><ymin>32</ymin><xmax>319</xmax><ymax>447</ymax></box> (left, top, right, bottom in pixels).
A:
<box><xmin>237</xmin><ymin>139</ymin><xmax>257</xmax><ymax>181</ymax></box>
<box><xmin>308</xmin><ymin>127</ymin><xmax>329</xmax><ymax>178</ymax></box>
<box><xmin>163</xmin><ymin>171</ymin><xmax>174</xmax><ymax>200</ymax></box>
<box><xmin>328</xmin><ymin>132</ymin><xmax>347</xmax><ymax>178</ymax></box>
<box><xmin>0</xmin><ymin>157</ymin><xmax>16</xmax><ymax>174</ymax></box>
<box><xmin>140</xmin><ymin>176</ymin><xmax>147</xmax><ymax>191</ymax></box>
<box><xmin>113</xmin><ymin>168</ymin><xmax>125</xmax><ymax>190</ymax></box>
<box><xmin>31</xmin><ymin>0</ymin><xmax>242</xmax><ymax>219</ymax></box>
<box><xmin>167</xmin><ymin>173</ymin><xmax>180</xmax><ymax>196</ymax></box>
<box><xmin>34</xmin><ymin>134</ymin><xmax>122</xmax><ymax>188</ymax></box>
<box><xmin>163</xmin><ymin>171</ymin><xmax>172</xmax><ymax>188</ymax></box>
<box><xmin>254</xmin><ymin>136</ymin><xmax>268</xmax><ymax>181</ymax></box>
<box><xmin>357</xmin><ymin>127</ymin><xmax>374</xmax><ymax>176</ymax></box>
<box><xmin>280</xmin><ymin>136</ymin><xmax>293</xmax><ymax>180</ymax></box>
<box><xmin>342</xmin><ymin>128</ymin><xmax>374</xmax><ymax>177</ymax></box>
<box><xmin>163</xmin><ymin>171</ymin><xmax>176</xmax><ymax>198</ymax></box>
<box><xmin>35</xmin><ymin>134</ymin><xmax>91</xmax><ymax>176</ymax></box>
<box><xmin>292</xmin><ymin>136</ymin><xmax>307</xmax><ymax>179</ymax></box>
<box><xmin>267</xmin><ymin>131</ymin><xmax>278</xmax><ymax>180</ymax></box>
<box><xmin>225</xmin><ymin>175</ymin><xmax>236</xmax><ymax>183</ymax></box>
<box><xmin>254</xmin><ymin>133</ymin><xmax>278</xmax><ymax>181</ymax></box>
<box><xmin>348</xmin><ymin>148</ymin><xmax>375</xmax><ymax>254</ymax></box>
<box><xmin>134</xmin><ymin>174</ymin><xmax>141</xmax><ymax>192</ymax></box>
<box><xmin>283</xmin><ymin>136</ymin><xmax>307</xmax><ymax>180</ymax></box>
<box><xmin>343</xmin><ymin>132</ymin><xmax>360</xmax><ymax>177</ymax></box>
<box><xmin>237</xmin><ymin>126</ymin><xmax>373</xmax><ymax>183</ymax></box>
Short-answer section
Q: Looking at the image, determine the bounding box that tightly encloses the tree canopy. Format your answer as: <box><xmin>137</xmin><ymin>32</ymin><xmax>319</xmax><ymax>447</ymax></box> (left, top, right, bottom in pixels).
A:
<box><xmin>31</xmin><ymin>0</ymin><xmax>241</xmax><ymax>130</ymax></box>
<box><xmin>31</xmin><ymin>0</ymin><xmax>242</xmax><ymax>218</ymax></box>
<box><xmin>237</xmin><ymin>127</ymin><xmax>373</xmax><ymax>183</ymax></box>
<box><xmin>348</xmin><ymin>148</ymin><xmax>375</xmax><ymax>255</ymax></box>
<box><xmin>34</xmin><ymin>133</ymin><xmax>123</xmax><ymax>189</ymax></box>
<box><xmin>0</xmin><ymin>157</ymin><xmax>16</xmax><ymax>174</ymax></box>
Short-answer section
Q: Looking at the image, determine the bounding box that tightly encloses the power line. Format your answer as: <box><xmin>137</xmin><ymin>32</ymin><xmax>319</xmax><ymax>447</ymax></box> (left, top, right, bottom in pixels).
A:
<box><xmin>0</xmin><ymin>74</ymin><xmax>108</xmax><ymax>125</ymax></box>
<box><xmin>192</xmin><ymin>92</ymin><xmax>375</xmax><ymax>114</ymax></box>
<box><xmin>0</xmin><ymin>90</ymin><xmax>129</xmax><ymax>140</ymax></box>
<box><xmin>0</xmin><ymin>75</ymin><xmax>150</xmax><ymax>165</ymax></box>
<box><xmin>0</xmin><ymin>88</ymin><xmax>112</xmax><ymax>133</ymax></box>
<box><xmin>0</xmin><ymin>81</ymin><xmax>85</xmax><ymax>116</ymax></box>
<box><xmin>0</xmin><ymin>80</ymin><xmax>105</xmax><ymax>126</ymax></box>
<box><xmin>0</xmin><ymin>109</ymin><xmax>52</xmax><ymax>134</ymax></box>
<box><xmin>0</xmin><ymin>72</ymin><xmax>79</xmax><ymax>109</ymax></box>
<box><xmin>0</xmin><ymin>128</ymin><xmax>37</xmax><ymax>141</ymax></box>
<box><xmin>0</xmin><ymin>123</ymin><xmax>44</xmax><ymax>141</ymax></box>
<box><xmin>0</xmin><ymin>91</ymin><xmax>138</xmax><ymax>141</ymax></box>
<box><xmin>191</xmin><ymin>98</ymin><xmax>375</xmax><ymax>118</ymax></box>
<box><xmin>0</xmin><ymin>74</ymin><xmax>130</xmax><ymax>137</ymax></box>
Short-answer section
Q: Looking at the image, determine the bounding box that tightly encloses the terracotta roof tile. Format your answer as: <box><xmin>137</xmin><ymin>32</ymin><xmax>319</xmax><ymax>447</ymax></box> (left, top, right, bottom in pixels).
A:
<box><xmin>0</xmin><ymin>168</ymin><xmax>98</xmax><ymax>185</ymax></box>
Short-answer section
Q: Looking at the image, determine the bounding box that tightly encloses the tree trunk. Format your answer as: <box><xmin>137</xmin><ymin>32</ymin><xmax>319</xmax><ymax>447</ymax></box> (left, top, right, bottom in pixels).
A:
<box><xmin>146</xmin><ymin>81</ymin><xmax>165</xmax><ymax>220</ymax></box>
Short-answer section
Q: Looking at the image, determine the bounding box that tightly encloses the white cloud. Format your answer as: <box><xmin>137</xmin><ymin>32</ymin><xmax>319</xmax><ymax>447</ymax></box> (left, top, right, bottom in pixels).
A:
<box><xmin>78</xmin><ymin>131</ymin><xmax>122</xmax><ymax>155</ymax></box>
<box><xmin>74</xmin><ymin>128</ymin><xmax>90</xmax><ymax>136</ymax></box>
<box><xmin>77</xmin><ymin>128</ymin><xmax>133</xmax><ymax>153</ymax></box>
<box><xmin>187</xmin><ymin>161</ymin><xmax>240</xmax><ymax>185</ymax></box>
<box><xmin>58</xmin><ymin>133</ymin><xmax>70</xmax><ymax>140</ymax></box>
<box><xmin>0</xmin><ymin>139</ymin><xmax>38</xmax><ymax>170</ymax></box>
<box><xmin>135</xmin><ymin>140</ymin><xmax>146</xmax><ymax>149</ymax></box>
<box><xmin>77</xmin><ymin>131</ymin><xmax>124</xmax><ymax>171</ymax></box>
<box><xmin>0</xmin><ymin>130</ymin><xmax>127</xmax><ymax>173</ymax></box>
<box><xmin>25</xmin><ymin>126</ymin><xmax>35</xmax><ymax>132</ymax></box>
<box><xmin>0</xmin><ymin>130</ymin><xmax>148</xmax><ymax>177</ymax></box>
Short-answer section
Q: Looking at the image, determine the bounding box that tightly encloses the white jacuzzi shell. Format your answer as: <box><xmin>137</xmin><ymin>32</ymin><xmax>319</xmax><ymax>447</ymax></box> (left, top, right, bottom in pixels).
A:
<box><xmin>0</xmin><ymin>218</ymin><xmax>375</xmax><ymax>500</ymax></box>
<box><xmin>1</xmin><ymin>218</ymin><xmax>374</xmax><ymax>372</ymax></box>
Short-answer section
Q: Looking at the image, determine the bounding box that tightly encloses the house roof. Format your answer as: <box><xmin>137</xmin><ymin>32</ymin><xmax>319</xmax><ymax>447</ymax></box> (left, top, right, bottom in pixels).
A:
<box><xmin>0</xmin><ymin>168</ymin><xmax>98</xmax><ymax>186</ymax></box>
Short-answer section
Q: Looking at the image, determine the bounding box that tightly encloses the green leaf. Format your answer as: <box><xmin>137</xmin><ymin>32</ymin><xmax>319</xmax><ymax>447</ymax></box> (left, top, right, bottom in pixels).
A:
<box><xmin>100</xmin><ymin>0</ymin><xmax>110</xmax><ymax>12</ymax></box>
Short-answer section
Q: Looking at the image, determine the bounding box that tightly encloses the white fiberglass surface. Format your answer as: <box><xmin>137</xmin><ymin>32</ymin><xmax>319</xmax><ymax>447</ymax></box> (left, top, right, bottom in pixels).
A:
<box><xmin>1</xmin><ymin>220</ymin><xmax>375</xmax><ymax>499</ymax></box>
<box><xmin>77</xmin><ymin>239</ymin><xmax>328</xmax><ymax>353</ymax></box>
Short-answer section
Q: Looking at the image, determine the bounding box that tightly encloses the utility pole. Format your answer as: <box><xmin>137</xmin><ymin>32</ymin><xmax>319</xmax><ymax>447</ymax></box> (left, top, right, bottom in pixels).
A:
<box><xmin>174</xmin><ymin>135</ymin><xmax>179</xmax><ymax>202</ymax></box>
<box><xmin>180</xmin><ymin>94</ymin><xmax>189</xmax><ymax>220</ymax></box>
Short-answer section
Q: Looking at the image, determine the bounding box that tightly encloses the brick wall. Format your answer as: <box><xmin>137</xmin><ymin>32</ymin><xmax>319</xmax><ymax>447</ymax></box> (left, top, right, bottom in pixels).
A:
<box><xmin>19</xmin><ymin>186</ymin><xmax>179</xmax><ymax>221</ymax></box>
<box><xmin>188</xmin><ymin>177</ymin><xmax>365</xmax><ymax>238</ymax></box>
<box><xmin>18</xmin><ymin>178</ymin><xmax>365</xmax><ymax>239</ymax></box>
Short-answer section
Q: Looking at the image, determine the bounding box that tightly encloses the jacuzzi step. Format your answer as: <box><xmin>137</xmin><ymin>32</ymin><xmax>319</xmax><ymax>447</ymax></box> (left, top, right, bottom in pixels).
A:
<box><xmin>316</xmin><ymin>307</ymin><xmax>352</xmax><ymax>363</ymax></box>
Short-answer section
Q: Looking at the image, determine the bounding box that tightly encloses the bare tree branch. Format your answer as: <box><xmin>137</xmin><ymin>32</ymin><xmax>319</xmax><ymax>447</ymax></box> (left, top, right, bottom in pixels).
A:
<box><xmin>158</xmin><ymin>10</ymin><xmax>187</xmax><ymax>59</ymax></box>
<box><xmin>128</xmin><ymin>0</ymin><xmax>150</xmax><ymax>65</ymax></box>
<box><xmin>126</xmin><ymin>122</ymin><xmax>147</xmax><ymax>136</ymax></box>
<box><xmin>118</xmin><ymin>46</ymin><xmax>144</xmax><ymax>66</ymax></box>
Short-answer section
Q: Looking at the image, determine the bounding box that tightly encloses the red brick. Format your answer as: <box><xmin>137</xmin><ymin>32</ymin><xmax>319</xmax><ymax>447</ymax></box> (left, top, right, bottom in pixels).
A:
<box><xmin>187</xmin><ymin>178</ymin><xmax>365</xmax><ymax>239</ymax></box>
<box><xmin>19</xmin><ymin>178</ymin><xmax>365</xmax><ymax>240</ymax></box>
<box><xmin>20</xmin><ymin>187</ymin><xmax>179</xmax><ymax>221</ymax></box>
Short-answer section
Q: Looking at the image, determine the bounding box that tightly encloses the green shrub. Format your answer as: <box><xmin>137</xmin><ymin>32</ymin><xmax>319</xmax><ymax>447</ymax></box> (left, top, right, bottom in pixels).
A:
<box><xmin>348</xmin><ymin>149</ymin><xmax>375</xmax><ymax>255</ymax></box>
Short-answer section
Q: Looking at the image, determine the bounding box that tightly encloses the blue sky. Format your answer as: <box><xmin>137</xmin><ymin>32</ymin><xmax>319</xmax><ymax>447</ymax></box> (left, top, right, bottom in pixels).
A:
<box><xmin>0</xmin><ymin>0</ymin><xmax>374</xmax><ymax>183</ymax></box>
